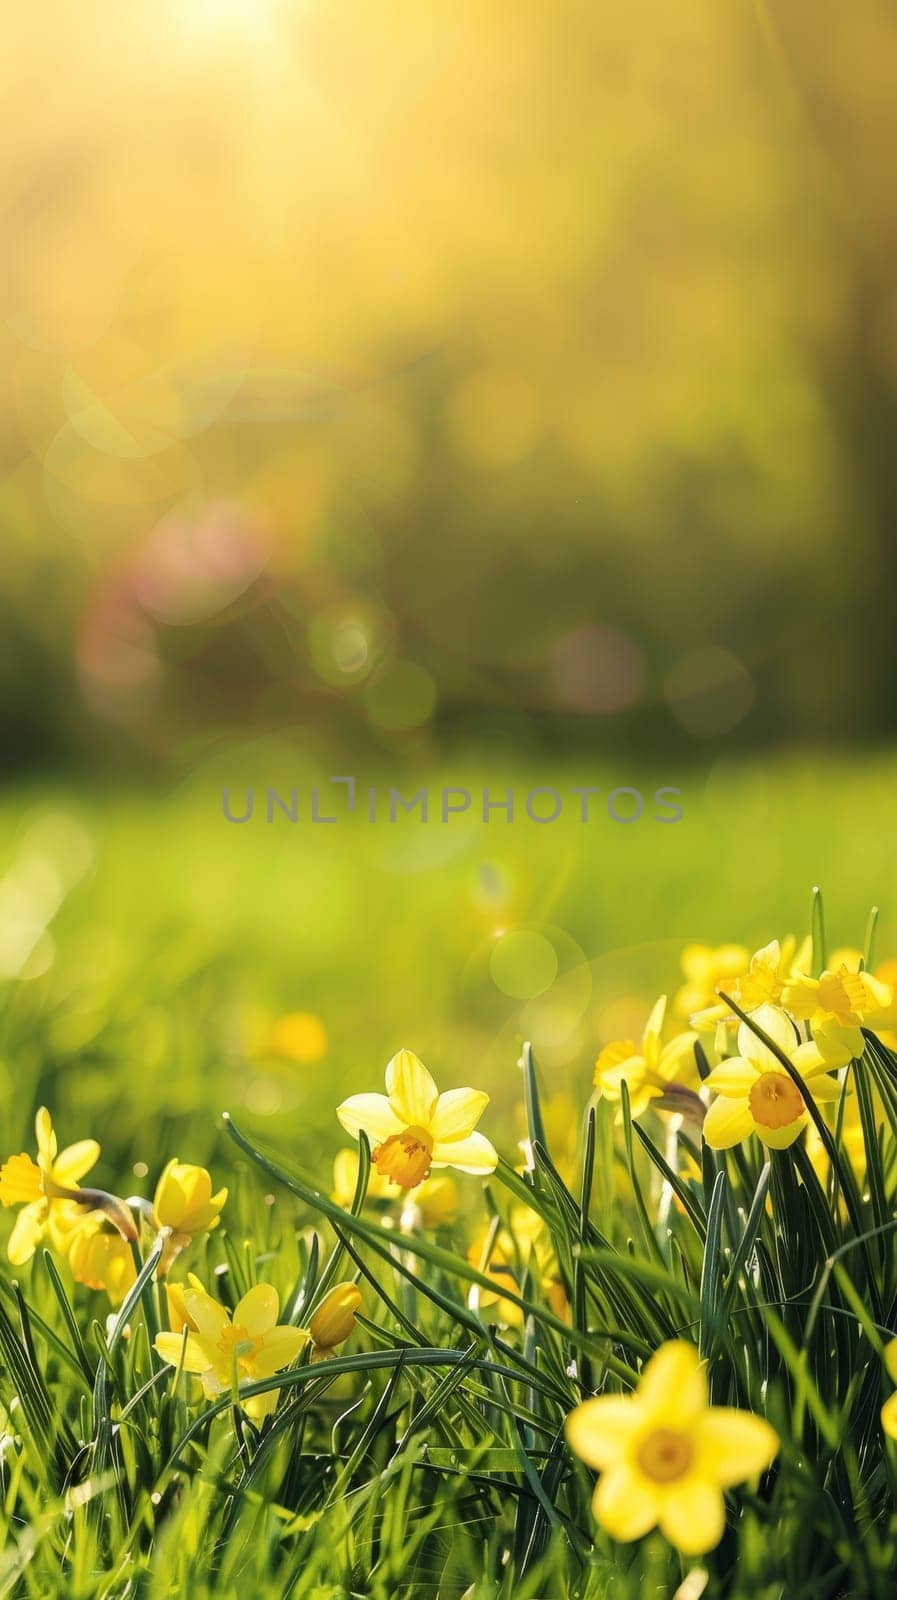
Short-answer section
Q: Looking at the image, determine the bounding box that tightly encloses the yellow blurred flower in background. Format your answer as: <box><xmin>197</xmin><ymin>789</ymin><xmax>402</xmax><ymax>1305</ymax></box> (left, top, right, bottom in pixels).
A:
<box><xmin>468</xmin><ymin>1207</ymin><xmax>569</xmax><ymax>1326</ymax></box>
<box><xmin>566</xmin><ymin>1341</ymin><xmax>778</xmax><ymax>1554</ymax></box>
<box><xmin>881</xmin><ymin>1340</ymin><xmax>897</xmax><ymax>1440</ymax></box>
<box><xmin>595</xmin><ymin>997</ymin><xmax>698</xmax><ymax>1119</ymax></box>
<box><xmin>673</xmin><ymin>943</ymin><xmax>750</xmax><ymax>1021</ymax></box>
<box><xmin>0</xmin><ymin>1108</ymin><xmax>100</xmax><ymax>1265</ymax></box>
<box><xmin>337</xmin><ymin>1050</ymin><xmax>498</xmax><ymax>1187</ymax></box>
<box><xmin>805</xmin><ymin>1089</ymin><xmax>870</xmax><ymax>1194</ymax></box>
<box><xmin>267</xmin><ymin>1011</ymin><xmax>329</xmax><ymax>1064</ymax></box>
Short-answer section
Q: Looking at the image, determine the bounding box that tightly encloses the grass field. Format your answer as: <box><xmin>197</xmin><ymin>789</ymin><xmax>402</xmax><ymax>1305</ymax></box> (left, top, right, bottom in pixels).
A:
<box><xmin>2</xmin><ymin>747</ymin><xmax>897</xmax><ymax>1597</ymax></box>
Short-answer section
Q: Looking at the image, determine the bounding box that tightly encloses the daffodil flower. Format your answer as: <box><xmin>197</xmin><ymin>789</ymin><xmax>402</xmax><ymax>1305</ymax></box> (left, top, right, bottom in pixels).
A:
<box><xmin>673</xmin><ymin>942</ymin><xmax>750</xmax><ymax>1020</ymax></box>
<box><xmin>782</xmin><ymin>964</ymin><xmax>893</xmax><ymax>1066</ymax></box>
<box><xmin>336</xmin><ymin>1050</ymin><xmax>498</xmax><ymax>1188</ymax></box>
<box><xmin>689</xmin><ymin>936</ymin><xmax>811</xmax><ymax>1033</ymax></box>
<box><xmin>702</xmin><ymin>1003</ymin><xmax>843</xmax><ymax>1150</ymax></box>
<box><xmin>594</xmin><ymin>997</ymin><xmax>698</xmax><ymax>1119</ymax></box>
<box><xmin>66</xmin><ymin>1212</ymin><xmax>137</xmax><ymax>1306</ymax></box>
<box><xmin>0</xmin><ymin>1108</ymin><xmax>100</xmax><ymax>1265</ymax></box>
<box><xmin>566</xmin><ymin>1340</ymin><xmax>778</xmax><ymax>1555</ymax></box>
<box><xmin>153</xmin><ymin>1160</ymin><xmax>227</xmax><ymax>1274</ymax></box>
<box><xmin>155</xmin><ymin>1274</ymin><xmax>307</xmax><ymax>1420</ymax></box>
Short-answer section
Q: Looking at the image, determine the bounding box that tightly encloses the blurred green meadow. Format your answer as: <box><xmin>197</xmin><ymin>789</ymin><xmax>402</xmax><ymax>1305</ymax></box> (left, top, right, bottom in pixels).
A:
<box><xmin>3</xmin><ymin>745</ymin><xmax>896</xmax><ymax>1201</ymax></box>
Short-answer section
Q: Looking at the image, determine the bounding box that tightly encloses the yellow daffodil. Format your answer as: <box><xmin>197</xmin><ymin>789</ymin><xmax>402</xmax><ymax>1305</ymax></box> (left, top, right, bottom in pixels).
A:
<box><xmin>595</xmin><ymin>997</ymin><xmax>698</xmax><ymax>1119</ymax></box>
<box><xmin>0</xmin><ymin>1108</ymin><xmax>100</xmax><ymax>1265</ymax></box>
<box><xmin>332</xmin><ymin>1148</ymin><xmax>459</xmax><ymax>1228</ymax></box>
<box><xmin>336</xmin><ymin>1049</ymin><xmax>498</xmax><ymax>1188</ymax></box>
<box><xmin>782</xmin><ymin>964</ymin><xmax>893</xmax><ymax>1066</ymax></box>
<box><xmin>881</xmin><ymin>1339</ymin><xmax>897</xmax><ymax>1439</ymax></box>
<box><xmin>566</xmin><ymin>1340</ymin><xmax>778</xmax><ymax>1555</ymax></box>
<box><xmin>66</xmin><ymin>1212</ymin><xmax>137</xmax><ymax>1306</ymax></box>
<box><xmin>702</xmin><ymin>1004</ymin><xmax>842</xmax><ymax>1150</ymax></box>
<box><xmin>689</xmin><ymin>937</ymin><xmax>811</xmax><ymax>1035</ymax></box>
<box><xmin>309</xmin><ymin>1282</ymin><xmax>362</xmax><ymax>1357</ymax></box>
<box><xmin>153</xmin><ymin>1160</ymin><xmax>227</xmax><ymax>1275</ymax></box>
<box><xmin>155</xmin><ymin>1273</ymin><xmax>308</xmax><ymax>1420</ymax></box>
<box><xmin>673</xmin><ymin>943</ymin><xmax>750</xmax><ymax>1020</ymax></box>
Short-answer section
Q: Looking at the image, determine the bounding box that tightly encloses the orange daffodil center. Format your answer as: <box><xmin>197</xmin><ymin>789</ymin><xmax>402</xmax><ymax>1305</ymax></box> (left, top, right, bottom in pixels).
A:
<box><xmin>748</xmin><ymin>1071</ymin><xmax>805</xmax><ymax>1130</ymax></box>
<box><xmin>373</xmin><ymin>1125</ymin><xmax>434</xmax><ymax>1187</ymax></box>
<box><xmin>565</xmin><ymin>1340</ymin><xmax>779</xmax><ymax>1556</ymax></box>
<box><xmin>336</xmin><ymin>1050</ymin><xmax>498</xmax><ymax>1189</ymax></box>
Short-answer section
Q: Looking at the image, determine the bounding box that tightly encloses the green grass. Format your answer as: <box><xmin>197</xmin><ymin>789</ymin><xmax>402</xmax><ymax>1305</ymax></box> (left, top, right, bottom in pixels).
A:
<box><xmin>2</xmin><ymin>748</ymin><xmax>897</xmax><ymax>1596</ymax></box>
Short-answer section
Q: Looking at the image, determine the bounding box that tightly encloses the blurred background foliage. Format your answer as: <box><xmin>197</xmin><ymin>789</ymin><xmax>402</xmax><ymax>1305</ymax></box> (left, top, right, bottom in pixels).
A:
<box><xmin>3</xmin><ymin>0</ymin><xmax>897</xmax><ymax>776</ymax></box>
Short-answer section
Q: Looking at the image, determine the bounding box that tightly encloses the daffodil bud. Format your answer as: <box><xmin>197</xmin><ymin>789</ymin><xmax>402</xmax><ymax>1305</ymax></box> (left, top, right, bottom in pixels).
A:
<box><xmin>309</xmin><ymin>1283</ymin><xmax>362</xmax><ymax>1352</ymax></box>
<box><xmin>153</xmin><ymin>1160</ymin><xmax>227</xmax><ymax>1275</ymax></box>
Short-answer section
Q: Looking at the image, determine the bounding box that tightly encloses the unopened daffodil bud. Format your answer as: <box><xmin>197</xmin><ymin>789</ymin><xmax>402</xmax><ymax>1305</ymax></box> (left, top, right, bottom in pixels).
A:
<box><xmin>309</xmin><ymin>1282</ymin><xmax>362</xmax><ymax>1355</ymax></box>
<box><xmin>153</xmin><ymin>1160</ymin><xmax>227</xmax><ymax>1275</ymax></box>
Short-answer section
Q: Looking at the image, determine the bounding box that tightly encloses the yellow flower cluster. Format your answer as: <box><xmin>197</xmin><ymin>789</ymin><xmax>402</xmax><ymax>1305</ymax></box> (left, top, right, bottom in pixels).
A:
<box><xmin>7</xmin><ymin>1012</ymin><xmax>891</xmax><ymax>1567</ymax></box>
<box><xmin>0</xmin><ymin>1109</ymin><xmax>226</xmax><ymax>1304</ymax></box>
<box><xmin>595</xmin><ymin>937</ymin><xmax>896</xmax><ymax>1156</ymax></box>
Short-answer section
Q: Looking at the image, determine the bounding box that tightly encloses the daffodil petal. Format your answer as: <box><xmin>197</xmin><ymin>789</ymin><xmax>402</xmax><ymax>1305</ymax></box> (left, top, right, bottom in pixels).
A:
<box><xmin>882</xmin><ymin>1390</ymin><xmax>897</xmax><ymax>1439</ymax></box>
<box><xmin>385</xmin><ymin>1050</ymin><xmax>440</xmax><ymax>1125</ymax></box>
<box><xmin>234</xmin><ymin>1283</ymin><xmax>279</xmax><ymax>1337</ymax></box>
<box><xmin>591</xmin><ymin>1465</ymin><xmax>658</xmax><ymax>1542</ymax></box>
<box><xmin>565</xmin><ymin>1396</ymin><xmax>638</xmax><ymax>1470</ymax></box>
<box><xmin>34</xmin><ymin>1108</ymin><xmax>57</xmax><ymax>1166</ymax></box>
<box><xmin>431</xmin><ymin>1132</ymin><xmax>498</xmax><ymax>1173</ymax></box>
<box><xmin>638</xmin><ymin>1341</ymin><xmax>707</xmax><ymax>1426</ymax></box>
<box><xmin>597</xmin><ymin>1055</ymin><xmax>645</xmax><ymax>1098</ymax></box>
<box><xmin>657</xmin><ymin>1031</ymin><xmax>699</xmax><ymax>1084</ymax></box>
<box><xmin>780</xmin><ymin>975</ymin><xmax>819</xmax><ymax>1020</ymax></box>
<box><xmin>697</xmin><ymin>1407</ymin><xmax>778</xmax><ymax>1486</ymax></box>
<box><xmin>183</xmin><ymin>1282</ymin><xmax>230</xmax><ymax>1342</ymax></box>
<box><xmin>803</xmin><ymin>1071</ymin><xmax>844</xmax><ymax>1102</ymax></box>
<box><xmin>642</xmin><ymin>995</ymin><xmax>668</xmax><ymax>1064</ymax></box>
<box><xmin>737</xmin><ymin>1004</ymin><xmax>798</xmax><ymax>1070</ymax></box>
<box><xmin>704</xmin><ymin>1058</ymin><xmax>758</xmax><ymax>1096</ymax></box>
<box><xmin>252</xmin><ymin>1326</ymin><xmax>308</xmax><ymax>1377</ymax></box>
<box><xmin>657</xmin><ymin>1479</ymin><xmax>725</xmax><ymax>1555</ymax></box>
<box><xmin>7</xmin><ymin>1203</ymin><xmax>45</xmax><ymax>1265</ymax></box>
<box><xmin>429</xmin><ymin>1088</ymin><xmax>489</xmax><ymax>1142</ymax></box>
<box><xmin>336</xmin><ymin>1094</ymin><xmax>404</xmax><ymax>1143</ymax></box>
<box><xmin>155</xmin><ymin>1332</ymin><xmax>208</xmax><ymax>1374</ymax></box>
<box><xmin>702</xmin><ymin>1096</ymin><xmax>755</xmax><ymax>1150</ymax></box>
<box><xmin>54</xmin><ymin>1140</ymin><xmax>101</xmax><ymax>1187</ymax></box>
